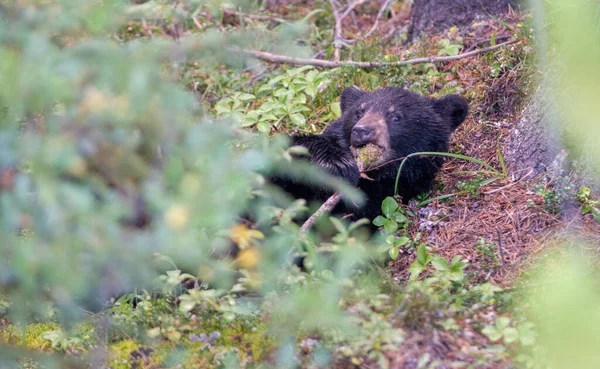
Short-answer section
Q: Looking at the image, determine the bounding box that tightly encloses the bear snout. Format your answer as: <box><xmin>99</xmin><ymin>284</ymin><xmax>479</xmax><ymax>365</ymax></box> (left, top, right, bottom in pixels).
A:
<box><xmin>351</xmin><ymin>125</ymin><xmax>375</xmax><ymax>147</ymax></box>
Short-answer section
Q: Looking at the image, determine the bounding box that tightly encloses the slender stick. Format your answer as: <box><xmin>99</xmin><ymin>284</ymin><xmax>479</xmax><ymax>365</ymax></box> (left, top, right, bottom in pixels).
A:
<box><xmin>329</xmin><ymin>0</ymin><xmax>342</xmax><ymax>62</ymax></box>
<box><xmin>242</xmin><ymin>38</ymin><xmax>518</xmax><ymax>69</ymax></box>
<box><xmin>222</xmin><ymin>8</ymin><xmax>287</xmax><ymax>24</ymax></box>
<box><xmin>329</xmin><ymin>0</ymin><xmax>368</xmax><ymax>61</ymax></box>
<box><xmin>363</xmin><ymin>0</ymin><xmax>392</xmax><ymax>39</ymax></box>
<box><xmin>300</xmin><ymin>192</ymin><xmax>342</xmax><ymax>234</ymax></box>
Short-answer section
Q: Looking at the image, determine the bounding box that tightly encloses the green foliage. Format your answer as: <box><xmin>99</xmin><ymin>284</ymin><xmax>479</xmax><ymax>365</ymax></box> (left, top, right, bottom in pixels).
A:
<box><xmin>576</xmin><ymin>185</ymin><xmax>600</xmax><ymax>223</ymax></box>
<box><xmin>408</xmin><ymin>245</ymin><xmax>467</xmax><ymax>282</ymax></box>
<box><xmin>437</xmin><ymin>38</ymin><xmax>463</xmax><ymax>57</ymax></box>
<box><xmin>215</xmin><ymin>66</ymin><xmax>335</xmax><ymax>134</ymax></box>
<box><xmin>475</xmin><ymin>238</ymin><xmax>501</xmax><ymax>274</ymax></box>
<box><xmin>372</xmin><ymin>196</ymin><xmax>416</xmax><ymax>260</ymax></box>
<box><xmin>481</xmin><ymin>317</ymin><xmax>535</xmax><ymax>346</ymax></box>
<box><xmin>393</xmin><ymin>151</ymin><xmax>505</xmax><ymax>197</ymax></box>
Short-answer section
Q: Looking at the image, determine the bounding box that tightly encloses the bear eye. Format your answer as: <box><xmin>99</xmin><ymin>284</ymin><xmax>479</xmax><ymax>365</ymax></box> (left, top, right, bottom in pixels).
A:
<box><xmin>355</xmin><ymin>110</ymin><xmax>363</xmax><ymax>119</ymax></box>
<box><xmin>392</xmin><ymin>115</ymin><xmax>401</xmax><ymax>123</ymax></box>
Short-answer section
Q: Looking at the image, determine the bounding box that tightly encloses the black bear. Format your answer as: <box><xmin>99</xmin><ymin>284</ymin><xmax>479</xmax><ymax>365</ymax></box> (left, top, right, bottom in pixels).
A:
<box><xmin>268</xmin><ymin>86</ymin><xmax>468</xmax><ymax>221</ymax></box>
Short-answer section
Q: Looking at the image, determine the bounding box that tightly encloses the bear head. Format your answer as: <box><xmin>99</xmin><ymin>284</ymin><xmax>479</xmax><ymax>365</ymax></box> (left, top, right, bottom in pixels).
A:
<box><xmin>337</xmin><ymin>86</ymin><xmax>468</xmax><ymax>170</ymax></box>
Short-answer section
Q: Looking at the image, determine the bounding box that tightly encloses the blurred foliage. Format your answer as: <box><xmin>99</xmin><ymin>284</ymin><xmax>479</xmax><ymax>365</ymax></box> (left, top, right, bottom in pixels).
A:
<box><xmin>0</xmin><ymin>1</ymin><xmax>366</xmax><ymax>368</ymax></box>
<box><xmin>521</xmin><ymin>1</ymin><xmax>600</xmax><ymax>369</ymax></box>
<box><xmin>536</xmin><ymin>0</ymin><xmax>600</xmax><ymax>168</ymax></box>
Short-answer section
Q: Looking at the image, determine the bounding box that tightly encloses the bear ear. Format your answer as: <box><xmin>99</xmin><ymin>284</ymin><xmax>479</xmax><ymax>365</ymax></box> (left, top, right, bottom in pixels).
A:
<box><xmin>340</xmin><ymin>86</ymin><xmax>366</xmax><ymax>112</ymax></box>
<box><xmin>433</xmin><ymin>95</ymin><xmax>469</xmax><ymax>131</ymax></box>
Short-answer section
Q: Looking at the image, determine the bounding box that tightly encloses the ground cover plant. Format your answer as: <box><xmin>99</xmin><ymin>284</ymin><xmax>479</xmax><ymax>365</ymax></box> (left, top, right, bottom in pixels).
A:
<box><xmin>1</xmin><ymin>0</ymin><xmax>600</xmax><ymax>368</ymax></box>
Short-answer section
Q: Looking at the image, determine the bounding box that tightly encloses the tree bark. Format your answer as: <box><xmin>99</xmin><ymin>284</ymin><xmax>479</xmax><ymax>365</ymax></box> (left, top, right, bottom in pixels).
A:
<box><xmin>408</xmin><ymin>0</ymin><xmax>518</xmax><ymax>42</ymax></box>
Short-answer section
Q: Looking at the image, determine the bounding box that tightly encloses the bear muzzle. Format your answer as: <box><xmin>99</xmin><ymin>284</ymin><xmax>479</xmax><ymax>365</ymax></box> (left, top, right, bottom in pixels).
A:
<box><xmin>350</xmin><ymin>111</ymin><xmax>390</xmax><ymax>151</ymax></box>
<box><xmin>351</xmin><ymin>125</ymin><xmax>375</xmax><ymax>147</ymax></box>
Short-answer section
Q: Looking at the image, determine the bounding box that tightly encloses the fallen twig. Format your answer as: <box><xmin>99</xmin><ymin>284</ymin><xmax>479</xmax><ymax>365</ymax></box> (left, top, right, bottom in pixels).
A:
<box><xmin>242</xmin><ymin>38</ymin><xmax>519</xmax><ymax>68</ymax></box>
<box><xmin>496</xmin><ymin>228</ymin><xmax>506</xmax><ymax>267</ymax></box>
<box><xmin>222</xmin><ymin>8</ymin><xmax>287</xmax><ymax>24</ymax></box>
<box><xmin>300</xmin><ymin>192</ymin><xmax>342</xmax><ymax>234</ymax></box>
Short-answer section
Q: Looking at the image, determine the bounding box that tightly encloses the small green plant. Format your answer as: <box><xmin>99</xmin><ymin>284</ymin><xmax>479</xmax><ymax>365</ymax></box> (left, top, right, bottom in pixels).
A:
<box><xmin>533</xmin><ymin>180</ymin><xmax>574</xmax><ymax>214</ymax></box>
<box><xmin>408</xmin><ymin>244</ymin><xmax>467</xmax><ymax>281</ymax></box>
<box><xmin>333</xmin><ymin>302</ymin><xmax>404</xmax><ymax>368</ymax></box>
<box><xmin>576</xmin><ymin>185</ymin><xmax>600</xmax><ymax>223</ymax></box>
<box><xmin>475</xmin><ymin>238</ymin><xmax>501</xmax><ymax>273</ymax></box>
<box><xmin>41</xmin><ymin>329</ymin><xmax>83</xmax><ymax>351</ymax></box>
<box><xmin>481</xmin><ymin>317</ymin><xmax>536</xmax><ymax>347</ymax></box>
<box><xmin>372</xmin><ymin>196</ymin><xmax>415</xmax><ymax>260</ymax></box>
<box><xmin>214</xmin><ymin>92</ymin><xmax>256</xmax><ymax>122</ymax></box>
<box><xmin>456</xmin><ymin>174</ymin><xmax>489</xmax><ymax>199</ymax></box>
<box><xmin>437</xmin><ymin>38</ymin><xmax>463</xmax><ymax>57</ymax></box>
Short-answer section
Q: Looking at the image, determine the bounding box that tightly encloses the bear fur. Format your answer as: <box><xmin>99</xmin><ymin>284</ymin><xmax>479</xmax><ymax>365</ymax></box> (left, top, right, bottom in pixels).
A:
<box><xmin>268</xmin><ymin>86</ymin><xmax>468</xmax><ymax>221</ymax></box>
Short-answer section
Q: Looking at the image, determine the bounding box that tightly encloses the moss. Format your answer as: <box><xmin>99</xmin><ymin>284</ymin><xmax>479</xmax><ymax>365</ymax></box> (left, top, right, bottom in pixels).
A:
<box><xmin>356</xmin><ymin>144</ymin><xmax>383</xmax><ymax>172</ymax></box>
<box><xmin>109</xmin><ymin>339</ymin><xmax>140</xmax><ymax>369</ymax></box>
<box><xmin>0</xmin><ymin>323</ymin><xmax>60</xmax><ymax>350</ymax></box>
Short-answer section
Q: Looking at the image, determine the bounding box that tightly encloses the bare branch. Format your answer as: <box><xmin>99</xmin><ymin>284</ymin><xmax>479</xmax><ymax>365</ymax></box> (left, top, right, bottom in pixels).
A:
<box><xmin>300</xmin><ymin>192</ymin><xmax>342</xmax><ymax>234</ymax></box>
<box><xmin>242</xmin><ymin>38</ymin><xmax>519</xmax><ymax>68</ymax></box>
<box><xmin>329</xmin><ymin>0</ymin><xmax>368</xmax><ymax>61</ymax></box>
<box><xmin>341</xmin><ymin>0</ymin><xmax>368</xmax><ymax>19</ymax></box>
<box><xmin>363</xmin><ymin>0</ymin><xmax>393</xmax><ymax>39</ymax></box>
<box><xmin>222</xmin><ymin>8</ymin><xmax>287</xmax><ymax>24</ymax></box>
<box><xmin>329</xmin><ymin>0</ymin><xmax>343</xmax><ymax>62</ymax></box>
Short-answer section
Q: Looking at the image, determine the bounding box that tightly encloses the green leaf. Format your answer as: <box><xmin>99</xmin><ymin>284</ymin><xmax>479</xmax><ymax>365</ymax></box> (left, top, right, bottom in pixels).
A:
<box><xmin>593</xmin><ymin>209</ymin><xmax>600</xmax><ymax>224</ymax></box>
<box><xmin>329</xmin><ymin>217</ymin><xmax>346</xmax><ymax>234</ymax></box>
<box><xmin>383</xmin><ymin>219</ymin><xmax>398</xmax><ymax>234</ymax></box>
<box><xmin>296</xmin><ymin>93</ymin><xmax>307</xmax><ymax>104</ymax></box>
<box><xmin>450</xmin><ymin>261</ymin><xmax>467</xmax><ymax>273</ymax></box>
<box><xmin>290</xmin><ymin>113</ymin><xmax>306</xmax><ymax>126</ymax></box>
<box><xmin>416</xmin><ymin>244</ymin><xmax>432</xmax><ymax>265</ymax></box>
<box><xmin>382</xmin><ymin>197</ymin><xmax>399</xmax><ymax>218</ymax></box>
<box><xmin>503</xmin><ymin>327</ymin><xmax>519</xmax><ymax>344</ymax></box>
<box><xmin>287</xmin><ymin>146</ymin><xmax>310</xmax><ymax>157</ymax></box>
<box><xmin>179</xmin><ymin>299</ymin><xmax>196</xmax><ymax>313</ymax></box>
<box><xmin>347</xmin><ymin>218</ymin><xmax>371</xmax><ymax>232</ymax></box>
<box><xmin>385</xmin><ymin>234</ymin><xmax>395</xmax><ymax>245</ymax></box>
<box><xmin>408</xmin><ymin>261</ymin><xmax>424</xmax><ymax>280</ymax></box>
<box><xmin>237</xmin><ymin>93</ymin><xmax>256</xmax><ymax>102</ymax></box>
<box><xmin>388</xmin><ymin>247</ymin><xmax>399</xmax><ymax>260</ymax></box>
<box><xmin>330</xmin><ymin>102</ymin><xmax>341</xmax><ymax>118</ymax></box>
<box><xmin>146</xmin><ymin>328</ymin><xmax>161</xmax><ymax>338</ymax></box>
<box><xmin>274</xmin><ymin>88</ymin><xmax>289</xmax><ymax>97</ymax></box>
<box><xmin>291</xmin><ymin>105</ymin><xmax>311</xmax><ymax>114</ymax></box>
<box><xmin>496</xmin><ymin>317</ymin><xmax>510</xmax><ymax>330</ymax></box>
<box><xmin>394</xmin><ymin>236</ymin><xmax>410</xmax><ymax>247</ymax></box>
<box><xmin>373</xmin><ymin>215</ymin><xmax>386</xmax><ymax>227</ymax></box>
<box><xmin>481</xmin><ymin>326</ymin><xmax>503</xmax><ymax>342</ymax></box>
<box><xmin>305</xmin><ymin>85</ymin><xmax>317</xmax><ymax>99</ymax></box>
<box><xmin>580</xmin><ymin>185</ymin><xmax>591</xmax><ymax>197</ymax></box>
<box><xmin>432</xmin><ymin>256</ymin><xmax>449</xmax><ymax>271</ymax></box>
<box><xmin>582</xmin><ymin>204</ymin><xmax>592</xmax><ymax>214</ymax></box>
<box><xmin>394</xmin><ymin>213</ymin><xmax>407</xmax><ymax>223</ymax></box>
<box><xmin>214</xmin><ymin>100</ymin><xmax>232</xmax><ymax>115</ymax></box>
<box><xmin>518</xmin><ymin>322</ymin><xmax>536</xmax><ymax>346</ymax></box>
<box><xmin>257</xmin><ymin>121</ymin><xmax>271</xmax><ymax>134</ymax></box>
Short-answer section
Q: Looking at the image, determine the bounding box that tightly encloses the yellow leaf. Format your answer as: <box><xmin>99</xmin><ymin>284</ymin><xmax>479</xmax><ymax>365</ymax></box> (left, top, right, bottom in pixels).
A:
<box><xmin>165</xmin><ymin>204</ymin><xmax>190</xmax><ymax>230</ymax></box>
<box><xmin>235</xmin><ymin>247</ymin><xmax>261</xmax><ymax>270</ymax></box>
<box><xmin>230</xmin><ymin>224</ymin><xmax>264</xmax><ymax>249</ymax></box>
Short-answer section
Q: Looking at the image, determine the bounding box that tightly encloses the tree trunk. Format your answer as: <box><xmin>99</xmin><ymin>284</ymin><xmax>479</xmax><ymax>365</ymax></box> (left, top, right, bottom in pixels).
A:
<box><xmin>408</xmin><ymin>0</ymin><xmax>518</xmax><ymax>42</ymax></box>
